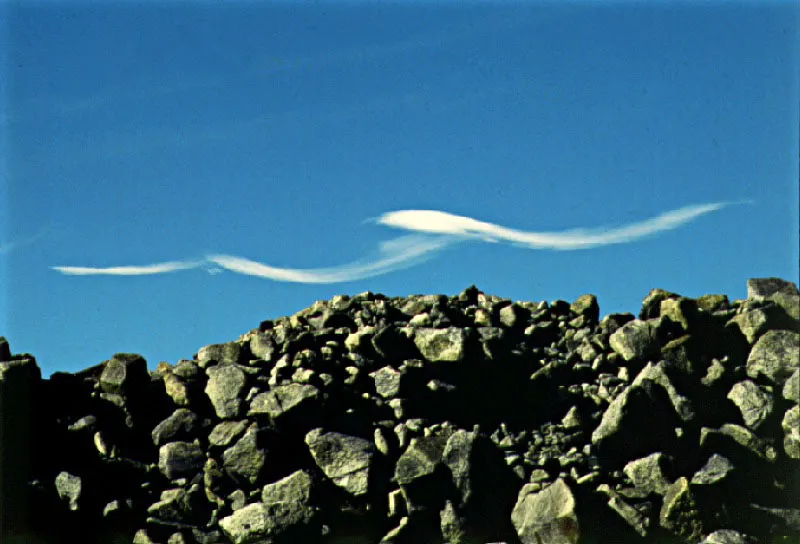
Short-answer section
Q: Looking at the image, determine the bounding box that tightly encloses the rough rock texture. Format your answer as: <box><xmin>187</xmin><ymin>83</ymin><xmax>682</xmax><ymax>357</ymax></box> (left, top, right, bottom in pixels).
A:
<box><xmin>1</xmin><ymin>278</ymin><xmax>799</xmax><ymax>544</ymax></box>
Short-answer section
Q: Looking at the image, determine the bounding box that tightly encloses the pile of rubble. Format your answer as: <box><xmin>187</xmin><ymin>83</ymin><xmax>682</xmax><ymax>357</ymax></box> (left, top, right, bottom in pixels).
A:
<box><xmin>1</xmin><ymin>277</ymin><xmax>797</xmax><ymax>544</ymax></box>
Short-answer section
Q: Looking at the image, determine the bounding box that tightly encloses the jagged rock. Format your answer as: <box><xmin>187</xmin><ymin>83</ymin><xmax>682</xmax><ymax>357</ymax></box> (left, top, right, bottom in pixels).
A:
<box><xmin>782</xmin><ymin>405</ymin><xmax>800</xmax><ymax>458</ymax></box>
<box><xmin>699</xmin><ymin>424</ymin><xmax>777</xmax><ymax>463</ymax></box>
<box><xmin>660</xmin><ymin>298</ymin><xmax>696</xmax><ymax>331</ymax></box>
<box><xmin>55</xmin><ymin>471</ymin><xmax>82</xmax><ymax>511</ymax></box>
<box><xmin>499</xmin><ymin>303</ymin><xmax>529</xmax><ymax>328</ymax></box>
<box><xmin>159</xmin><ymin>441</ymin><xmax>205</xmax><ymax>480</ymax></box>
<box><xmin>146</xmin><ymin>487</ymin><xmax>190</xmax><ymax>522</ymax></box>
<box><xmin>746</xmin><ymin>330</ymin><xmax>800</xmax><ymax>385</ymax></box>
<box><xmin>395</xmin><ymin>431</ymin><xmax>453</xmax><ymax>511</ymax></box>
<box><xmin>249</xmin><ymin>333</ymin><xmax>277</xmax><ymax>361</ymax></box>
<box><xmin>99</xmin><ymin>353</ymin><xmax>148</xmax><ymax>394</ymax></box>
<box><xmin>608</xmin><ymin>319</ymin><xmax>660</xmax><ymax>361</ymax></box>
<box><xmin>372</xmin><ymin>326</ymin><xmax>416</xmax><ymax>361</ymax></box>
<box><xmin>152</xmin><ymin>408</ymin><xmax>200</xmax><ymax>446</ymax></box>
<box><xmin>222</xmin><ymin>423</ymin><xmax>266</xmax><ymax>485</ymax></box>
<box><xmin>696</xmin><ymin>294</ymin><xmax>730</xmax><ymax>313</ymax></box>
<box><xmin>219</xmin><ymin>500</ymin><xmax>313</xmax><ymax>544</ymax></box>
<box><xmin>632</xmin><ymin>361</ymin><xmax>695</xmax><ymax>422</ymax></box>
<box><xmin>623</xmin><ymin>453</ymin><xmax>671</xmax><ymax>496</ymax></box>
<box><xmin>305</xmin><ymin>429</ymin><xmax>374</xmax><ymax>496</ymax></box>
<box><xmin>746</xmin><ymin>277</ymin><xmax>800</xmax><ymax>320</ymax></box>
<box><xmin>248</xmin><ymin>383</ymin><xmax>320</xmax><ymax>420</ymax></box>
<box><xmin>370</xmin><ymin>366</ymin><xmax>403</xmax><ymax>398</ymax></box>
<box><xmin>591</xmin><ymin>379</ymin><xmax>679</xmax><ymax>462</ymax></box>
<box><xmin>571</xmin><ymin>294</ymin><xmax>599</xmax><ymax>323</ymax></box>
<box><xmin>726</xmin><ymin>380</ymin><xmax>773</xmax><ymax>430</ymax></box>
<box><xmin>208</xmin><ymin>420</ymin><xmax>249</xmax><ymax>448</ymax></box>
<box><xmin>691</xmin><ymin>454</ymin><xmax>734</xmax><ymax>485</ymax></box>
<box><xmin>205</xmin><ymin>363</ymin><xmax>247</xmax><ymax>419</ymax></box>
<box><xmin>700</xmin><ymin>529</ymin><xmax>757</xmax><ymax>543</ymax></box>
<box><xmin>597</xmin><ymin>485</ymin><xmax>649</xmax><ymax>537</ymax></box>
<box><xmin>198</xmin><ymin>342</ymin><xmax>243</xmax><ymax>366</ymax></box>
<box><xmin>659</xmin><ymin>477</ymin><xmax>703</xmax><ymax>541</ymax></box>
<box><xmin>640</xmin><ymin>288</ymin><xmax>680</xmax><ymax>320</ymax></box>
<box><xmin>511</xmin><ymin>478</ymin><xmax>579</xmax><ymax>544</ymax></box>
<box><xmin>413</xmin><ymin>327</ymin><xmax>468</xmax><ymax>363</ymax></box>
<box><xmin>163</xmin><ymin>373</ymin><xmax>192</xmax><ymax>406</ymax></box>
<box><xmin>727</xmin><ymin>310</ymin><xmax>770</xmax><ymax>344</ymax></box>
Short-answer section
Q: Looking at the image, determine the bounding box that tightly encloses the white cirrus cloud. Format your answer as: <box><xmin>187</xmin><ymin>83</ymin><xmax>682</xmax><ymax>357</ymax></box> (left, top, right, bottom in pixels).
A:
<box><xmin>206</xmin><ymin>234</ymin><xmax>455</xmax><ymax>284</ymax></box>
<box><xmin>51</xmin><ymin>201</ymin><xmax>746</xmax><ymax>281</ymax></box>
<box><xmin>52</xmin><ymin>260</ymin><xmax>204</xmax><ymax>276</ymax></box>
<box><xmin>377</xmin><ymin>201</ymin><xmax>742</xmax><ymax>250</ymax></box>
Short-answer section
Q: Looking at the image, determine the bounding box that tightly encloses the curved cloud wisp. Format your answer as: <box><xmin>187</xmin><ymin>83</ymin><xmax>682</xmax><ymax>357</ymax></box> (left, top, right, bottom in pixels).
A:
<box><xmin>207</xmin><ymin>234</ymin><xmax>455</xmax><ymax>284</ymax></box>
<box><xmin>378</xmin><ymin>202</ymin><xmax>737</xmax><ymax>250</ymax></box>
<box><xmin>52</xmin><ymin>260</ymin><xmax>204</xmax><ymax>276</ymax></box>
<box><xmin>51</xmin><ymin>200</ymin><xmax>742</xmax><ymax>281</ymax></box>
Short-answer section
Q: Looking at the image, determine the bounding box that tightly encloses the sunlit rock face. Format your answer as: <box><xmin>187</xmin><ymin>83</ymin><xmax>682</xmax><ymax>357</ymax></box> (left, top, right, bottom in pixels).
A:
<box><xmin>1</xmin><ymin>277</ymin><xmax>798</xmax><ymax>544</ymax></box>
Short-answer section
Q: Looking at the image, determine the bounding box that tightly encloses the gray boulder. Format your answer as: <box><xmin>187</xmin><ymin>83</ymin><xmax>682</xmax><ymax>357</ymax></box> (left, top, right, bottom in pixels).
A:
<box><xmin>205</xmin><ymin>364</ymin><xmax>247</xmax><ymax>419</ymax></box>
<box><xmin>248</xmin><ymin>383</ymin><xmax>320</xmax><ymax>420</ymax></box>
<box><xmin>659</xmin><ymin>477</ymin><xmax>703</xmax><ymax>541</ymax></box>
<box><xmin>782</xmin><ymin>405</ymin><xmax>800</xmax><ymax>458</ymax></box>
<box><xmin>622</xmin><ymin>453</ymin><xmax>671</xmax><ymax>496</ymax></box>
<box><xmin>222</xmin><ymin>423</ymin><xmax>266</xmax><ymax>485</ymax></box>
<box><xmin>99</xmin><ymin>353</ymin><xmax>148</xmax><ymax>395</ymax></box>
<box><xmin>305</xmin><ymin>429</ymin><xmax>374</xmax><ymax>496</ymax></box>
<box><xmin>413</xmin><ymin>328</ymin><xmax>468</xmax><ymax>363</ymax></box>
<box><xmin>608</xmin><ymin>319</ymin><xmax>660</xmax><ymax>361</ymax></box>
<box><xmin>746</xmin><ymin>330</ymin><xmax>800</xmax><ymax>385</ymax></box>
<box><xmin>159</xmin><ymin>441</ymin><xmax>205</xmax><ymax>480</ymax></box>
<box><xmin>511</xmin><ymin>478</ymin><xmax>579</xmax><ymax>544</ymax></box>
<box><xmin>727</xmin><ymin>380</ymin><xmax>774</xmax><ymax>430</ymax></box>
<box><xmin>152</xmin><ymin>408</ymin><xmax>200</xmax><ymax>446</ymax></box>
<box><xmin>691</xmin><ymin>454</ymin><xmax>735</xmax><ymax>486</ymax></box>
<box><xmin>198</xmin><ymin>342</ymin><xmax>243</xmax><ymax>366</ymax></box>
<box><xmin>55</xmin><ymin>471</ymin><xmax>82</xmax><ymax>511</ymax></box>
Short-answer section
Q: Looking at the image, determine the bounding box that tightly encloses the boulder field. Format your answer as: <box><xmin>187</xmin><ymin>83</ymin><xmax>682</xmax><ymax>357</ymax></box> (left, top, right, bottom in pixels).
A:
<box><xmin>1</xmin><ymin>277</ymin><xmax>798</xmax><ymax>544</ymax></box>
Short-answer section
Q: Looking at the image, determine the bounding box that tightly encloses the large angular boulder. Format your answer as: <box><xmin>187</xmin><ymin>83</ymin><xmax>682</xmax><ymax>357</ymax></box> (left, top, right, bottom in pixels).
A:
<box><xmin>305</xmin><ymin>429</ymin><xmax>374</xmax><ymax>496</ymax></box>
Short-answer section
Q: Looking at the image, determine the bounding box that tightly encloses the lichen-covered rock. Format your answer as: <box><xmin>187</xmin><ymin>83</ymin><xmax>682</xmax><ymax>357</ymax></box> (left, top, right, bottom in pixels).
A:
<box><xmin>159</xmin><ymin>441</ymin><xmax>205</xmax><ymax>480</ymax></box>
<box><xmin>208</xmin><ymin>420</ymin><xmax>249</xmax><ymax>448</ymax></box>
<box><xmin>659</xmin><ymin>477</ymin><xmax>703</xmax><ymax>541</ymax></box>
<box><xmin>782</xmin><ymin>405</ymin><xmax>800</xmax><ymax>459</ymax></box>
<box><xmin>198</xmin><ymin>342</ymin><xmax>243</xmax><ymax>366</ymax></box>
<box><xmin>99</xmin><ymin>353</ymin><xmax>148</xmax><ymax>394</ymax></box>
<box><xmin>727</xmin><ymin>380</ymin><xmax>774</xmax><ymax>430</ymax></box>
<box><xmin>152</xmin><ymin>408</ymin><xmax>200</xmax><ymax>446</ymax></box>
<box><xmin>413</xmin><ymin>327</ymin><xmax>468</xmax><ymax>363</ymax></box>
<box><xmin>747</xmin><ymin>277</ymin><xmax>800</xmax><ymax>320</ymax></box>
<box><xmin>205</xmin><ymin>363</ymin><xmax>247</xmax><ymax>419</ymax></box>
<box><xmin>55</xmin><ymin>471</ymin><xmax>82</xmax><ymax>511</ymax></box>
<box><xmin>222</xmin><ymin>423</ymin><xmax>266</xmax><ymax>485</ymax></box>
<box><xmin>248</xmin><ymin>383</ymin><xmax>320</xmax><ymax>420</ymax></box>
<box><xmin>511</xmin><ymin>478</ymin><xmax>580</xmax><ymax>544</ymax></box>
<box><xmin>305</xmin><ymin>429</ymin><xmax>374</xmax><ymax>496</ymax></box>
<box><xmin>701</xmin><ymin>529</ymin><xmax>758</xmax><ymax>543</ymax></box>
<box><xmin>608</xmin><ymin>319</ymin><xmax>660</xmax><ymax>361</ymax></box>
<box><xmin>746</xmin><ymin>330</ymin><xmax>800</xmax><ymax>385</ymax></box>
<box><xmin>691</xmin><ymin>454</ymin><xmax>735</xmax><ymax>486</ymax></box>
<box><xmin>623</xmin><ymin>453</ymin><xmax>671</xmax><ymax>496</ymax></box>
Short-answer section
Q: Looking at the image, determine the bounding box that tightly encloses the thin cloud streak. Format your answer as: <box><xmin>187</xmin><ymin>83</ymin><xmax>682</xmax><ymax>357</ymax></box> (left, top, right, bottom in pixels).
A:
<box><xmin>0</xmin><ymin>223</ymin><xmax>52</xmax><ymax>256</ymax></box>
<box><xmin>50</xmin><ymin>201</ymin><xmax>742</xmax><ymax>281</ymax></box>
<box><xmin>52</xmin><ymin>260</ymin><xmax>204</xmax><ymax>276</ymax></box>
<box><xmin>206</xmin><ymin>234</ymin><xmax>456</xmax><ymax>284</ymax></box>
<box><xmin>378</xmin><ymin>201</ymin><xmax>742</xmax><ymax>250</ymax></box>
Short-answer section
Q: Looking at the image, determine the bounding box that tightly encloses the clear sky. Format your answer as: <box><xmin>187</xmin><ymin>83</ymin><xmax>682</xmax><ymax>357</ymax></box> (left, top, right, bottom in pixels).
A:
<box><xmin>2</xmin><ymin>1</ymin><xmax>798</xmax><ymax>377</ymax></box>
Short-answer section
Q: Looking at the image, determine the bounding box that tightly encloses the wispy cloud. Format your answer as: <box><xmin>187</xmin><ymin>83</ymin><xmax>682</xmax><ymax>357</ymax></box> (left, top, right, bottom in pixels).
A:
<box><xmin>377</xmin><ymin>201</ymin><xmax>744</xmax><ymax>250</ymax></box>
<box><xmin>52</xmin><ymin>260</ymin><xmax>203</xmax><ymax>276</ymax></box>
<box><xmin>51</xmin><ymin>201</ymin><xmax>744</xmax><ymax>282</ymax></box>
<box><xmin>207</xmin><ymin>234</ymin><xmax>455</xmax><ymax>284</ymax></box>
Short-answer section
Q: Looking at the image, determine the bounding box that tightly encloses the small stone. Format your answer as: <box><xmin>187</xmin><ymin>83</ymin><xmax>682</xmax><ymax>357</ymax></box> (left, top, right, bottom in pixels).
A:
<box><xmin>208</xmin><ymin>420</ymin><xmax>249</xmax><ymax>448</ymax></box>
<box><xmin>691</xmin><ymin>454</ymin><xmax>735</xmax><ymax>485</ymax></box>
<box><xmin>55</xmin><ymin>471</ymin><xmax>82</xmax><ymax>511</ymax></box>
<box><xmin>623</xmin><ymin>453</ymin><xmax>671</xmax><ymax>496</ymax></box>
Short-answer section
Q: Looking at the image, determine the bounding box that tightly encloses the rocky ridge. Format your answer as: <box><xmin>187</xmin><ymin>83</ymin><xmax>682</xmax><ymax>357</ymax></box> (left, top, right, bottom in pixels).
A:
<box><xmin>0</xmin><ymin>277</ymin><xmax>798</xmax><ymax>543</ymax></box>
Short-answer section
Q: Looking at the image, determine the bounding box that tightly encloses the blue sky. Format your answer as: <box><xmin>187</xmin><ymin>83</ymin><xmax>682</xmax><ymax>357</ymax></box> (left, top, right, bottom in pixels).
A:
<box><xmin>2</xmin><ymin>1</ymin><xmax>798</xmax><ymax>377</ymax></box>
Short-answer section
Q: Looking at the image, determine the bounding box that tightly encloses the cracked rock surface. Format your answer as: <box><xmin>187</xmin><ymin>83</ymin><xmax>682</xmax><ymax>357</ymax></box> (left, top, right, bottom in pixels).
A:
<box><xmin>1</xmin><ymin>277</ymin><xmax>798</xmax><ymax>543</ymax></box>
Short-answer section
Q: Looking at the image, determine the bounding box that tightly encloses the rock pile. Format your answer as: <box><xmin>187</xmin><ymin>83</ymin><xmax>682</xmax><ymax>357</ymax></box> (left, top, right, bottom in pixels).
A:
<box><xmin>1</xmin><ymin>277</ymin><xmax>798</xmax><ymax>544</ymax></box>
